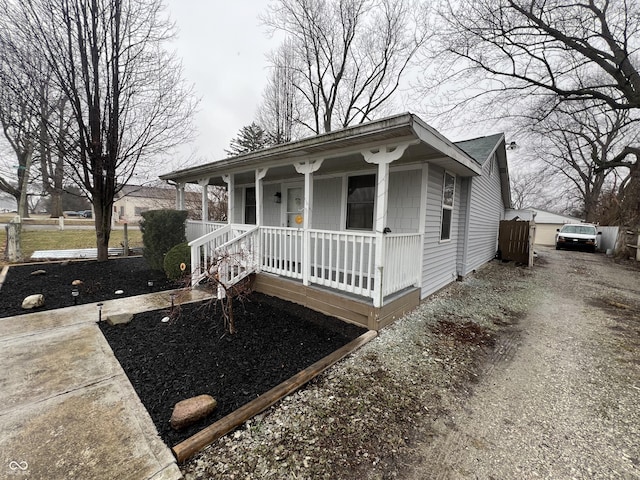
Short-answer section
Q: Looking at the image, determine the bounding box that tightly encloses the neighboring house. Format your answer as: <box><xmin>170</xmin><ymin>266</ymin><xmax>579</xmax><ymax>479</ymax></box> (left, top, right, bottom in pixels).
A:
<box><xmin>505</xmin><ymin>208</ymin><xmax>583</xmax><ymax>246</ymax></box>
<box><xmin>160</xmin><ymin>113</ymin><xmax>511</xmax><ymax>330</ymax></box>
<box><xmin>113</xmin><ymin>185</ymin><xmax>201</xmax><ymax>224</ymax></box>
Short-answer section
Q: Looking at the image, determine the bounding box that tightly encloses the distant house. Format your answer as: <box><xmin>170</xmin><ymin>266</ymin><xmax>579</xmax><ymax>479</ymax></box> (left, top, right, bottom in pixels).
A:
<box><xmin>160</xmin><ymin>112</ymin><xmax>511</xmax><ymax>330</ymax></box>
<box><xmin>113</xmin><ymin>185</ymin><xmax>201</xmax><ymax>224</ymax></box>
<box><xmin>505</xmin><ymin>207</ymin><xmax>583</xmax><ymax>246</ymax></box>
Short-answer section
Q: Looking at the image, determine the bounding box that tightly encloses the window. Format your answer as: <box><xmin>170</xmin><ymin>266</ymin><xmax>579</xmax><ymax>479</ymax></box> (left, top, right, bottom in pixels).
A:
<box><xmin>346</xmin><ymin>174</ymin><xmax>375</xmax><ymax>230</ymax></box>
<box><xmin>440</xmin><ymin>172</ymin><xmax>455</xmax><ymax>241</ymax></box>
<box><xmin>244</xmin><ymin>187</ymin><xmax>256</xmax><ymax>224</ymax></box>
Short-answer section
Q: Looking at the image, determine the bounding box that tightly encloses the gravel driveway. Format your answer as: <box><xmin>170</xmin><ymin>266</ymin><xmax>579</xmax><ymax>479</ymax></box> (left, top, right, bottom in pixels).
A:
<box><xmin>407</xmin><ymin>247</ymin><xmax>640</xmax><ymax>479</ymax></box>
<box><xmin>183</xmin><ymin>247</ymin><xmax>640</xmax><ymax>479</ymax></box>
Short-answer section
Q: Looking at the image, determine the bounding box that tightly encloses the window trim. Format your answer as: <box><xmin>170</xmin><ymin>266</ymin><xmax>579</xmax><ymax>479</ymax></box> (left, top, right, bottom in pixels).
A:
<box><xmin>440</xmin><ymin>171</ymin><xmax>456</xmax><ymax>242</ymax></box>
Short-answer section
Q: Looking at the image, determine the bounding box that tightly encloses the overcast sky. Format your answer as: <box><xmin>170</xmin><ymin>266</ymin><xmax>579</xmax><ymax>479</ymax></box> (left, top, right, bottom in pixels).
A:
<box><xmin>161</xmin><ymin>1</ymin><xmax>515</xmax><ymax>174</ymax></box>
<box><xmin>165</xmin><ymin>0</ymin><xmax>277</xmax><ymax>166</ymax></box>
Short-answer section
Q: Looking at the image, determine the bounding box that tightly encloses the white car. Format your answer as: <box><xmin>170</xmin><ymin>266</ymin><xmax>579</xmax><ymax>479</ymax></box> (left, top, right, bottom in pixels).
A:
<box><xmin>555</xmin><ymin>224</ymin><xmax>601</xmax><ymax>252</ymax></box>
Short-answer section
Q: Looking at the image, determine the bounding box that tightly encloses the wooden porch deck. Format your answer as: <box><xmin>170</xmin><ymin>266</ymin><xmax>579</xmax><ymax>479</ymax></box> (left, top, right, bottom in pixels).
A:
<box><xmin>253</xmin><ymin>272</ymin><xmax>420</xmax><ymax>331</ymax></box>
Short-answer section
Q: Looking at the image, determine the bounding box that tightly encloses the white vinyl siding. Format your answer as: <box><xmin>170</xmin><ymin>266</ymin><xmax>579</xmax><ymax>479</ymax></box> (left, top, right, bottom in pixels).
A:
<box><xmin>262</xmin><ymin>183</ymin><xmax>281</xmax><ymax>227</ymax></box>
<box><xmin>462</xmin><ymin>153</ymin><xmax>504</xmax><ymax>276</ymax></box>
<box><xmin>421</xmin><ymin>165</ymin><xmax>461</xmax><ymax>298</ymax></box>
<box><xmin>387</xmin><ymin>169</ymin><xmax>422</xmax><ymax>233</ymax></box>
<box><xmin>312</xmin><ymin>177</ymin><xmax>342</xmax><ymax>230</ymax></box>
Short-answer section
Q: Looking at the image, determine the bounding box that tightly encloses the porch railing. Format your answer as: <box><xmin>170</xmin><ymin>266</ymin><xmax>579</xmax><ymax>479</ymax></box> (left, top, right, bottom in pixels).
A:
<box><xmin>186</xmin><ymin>220</ymin><xmax>227</xmax><ymax>242</ymax></box>
<box><xmin>309</xmin><ymin>229</ymin><xmax>376</xmax><ymax>297</ymax></box>
<box><xmin>189</xmin><ymin>225</ymin><xmax>422</xmax><ymax>306</ymax></box>
<box><xmin>188</xmin><ymin>224</ymin><xmax>256</xmax><ymax>285</ymax></box>
<box><xmin>260</xmin><ymin>227</ymin><xmax>304</xmax><ymax>279</ymax></box>
<box><xmin>382</xmin><ymin>233</ymin><xmax>422</xmax><ymax>297</ymax></box>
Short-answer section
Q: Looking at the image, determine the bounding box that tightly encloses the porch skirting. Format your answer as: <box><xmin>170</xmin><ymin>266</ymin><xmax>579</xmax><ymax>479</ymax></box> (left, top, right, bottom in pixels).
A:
<box><xmin>253</xmin><ymin>273</ymin><xmax>420</xmax><ymax>331</ymax></box>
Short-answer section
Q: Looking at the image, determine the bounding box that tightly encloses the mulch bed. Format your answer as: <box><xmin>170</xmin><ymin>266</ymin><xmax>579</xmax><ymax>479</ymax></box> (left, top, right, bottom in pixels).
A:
<box><xmin>2</xmin><ymin>256</ymin><xmax>367</xmax><ymax>448</ymax></box>
<box><xmin>0</xmin><ymin>257</ymin><xmax>177</xmax><ymax>318</ymax></box>
<box><xmin>99</xmin><ymin>292</ymin><xmax>366</xmax><ymax>446</ymax></box>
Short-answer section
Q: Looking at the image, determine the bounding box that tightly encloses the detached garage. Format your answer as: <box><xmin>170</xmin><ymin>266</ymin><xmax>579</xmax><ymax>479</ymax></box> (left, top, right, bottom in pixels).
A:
<box><xmin>505</xmin><ymin>208</ymin><xmax>583</xmax><ymax>246</ymax></box>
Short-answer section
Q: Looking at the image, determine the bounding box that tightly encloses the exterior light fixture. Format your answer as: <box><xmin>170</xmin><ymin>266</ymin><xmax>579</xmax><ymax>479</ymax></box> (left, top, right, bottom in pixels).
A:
<box><xmin>97</xmin><ymin>303</ymin><xmax>104</xmax><ymax>322</ymax></box>
<box><xmin>72</xmin><ymin>287</ymin><xmax>79</xmax><ymax>305</ymax></box>
<box><xmin>274</xmin><ymin>192</ymin><xmax>282</xmax><ymax>204</ymax></box>
<box><xmin>147</xmin><ymin>280</ymin><xmax>154</xmax><ymax>290</ymax></box>
<box><xmin>170</xmin><ymin>292</ymin><xmax>176</xmax><ymax>313</ymax></box>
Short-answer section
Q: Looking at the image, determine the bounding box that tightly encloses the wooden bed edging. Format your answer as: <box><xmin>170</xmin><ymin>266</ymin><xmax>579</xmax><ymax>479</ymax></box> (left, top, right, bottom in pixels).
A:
<box><xmin>171</xmin><ymin>329</ymin><xmax>378</xmax><ymax>463</ymax></box>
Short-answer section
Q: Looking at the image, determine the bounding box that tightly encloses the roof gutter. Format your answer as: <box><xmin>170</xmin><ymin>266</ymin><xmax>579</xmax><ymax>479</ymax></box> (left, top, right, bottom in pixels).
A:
<box><xmin>160</xmin><ymin>112</ymin><xmax>480</xmax><ymax>182</ymax></box>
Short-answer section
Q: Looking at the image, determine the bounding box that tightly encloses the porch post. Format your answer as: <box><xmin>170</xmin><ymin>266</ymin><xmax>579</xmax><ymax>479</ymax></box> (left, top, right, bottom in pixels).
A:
<box><xmin>222</xmin><ymin>174</ymin><xmax>234</xmax><ymax>224</ymax></box>
<box><xmin>255</xmin><ymin>168</ymin><xmax>268</xmax><ymax>226</ymax></box>
<box><xmin>176</xmin><ymin>182</ymin><xmax>185</xmax><ymax>210</ymax></box>
<box><xmin>294</xmin><ymin>159</ymin><xmax>323</xmax><ymax>286</ymax></box>
<box><xmin>255</xmin><ymin>168</ymin><xmax>268</xmax><ymax>273</ymax></box>
<box><xmin>198</xmin><ymin>178</ymin><xmax>210</xmax><ymax>221</ymax></box>
<box><xmin>363</xmin><ymin>142</ymin><xmax>414</xmax><ymax>307</ymax></box>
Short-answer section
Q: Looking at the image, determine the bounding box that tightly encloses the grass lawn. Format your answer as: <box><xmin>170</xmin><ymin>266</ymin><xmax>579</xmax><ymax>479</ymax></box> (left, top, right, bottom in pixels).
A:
<box><xmin>1</xmin><ymin>227</ymin><xmax>143</xmax><ymax>263</ymax></box>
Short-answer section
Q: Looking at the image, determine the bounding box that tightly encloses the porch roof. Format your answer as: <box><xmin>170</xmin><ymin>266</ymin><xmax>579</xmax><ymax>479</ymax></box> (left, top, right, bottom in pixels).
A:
<box><xmin>160</xmin><ymin>113</ymin><xmax>482</xmax><ymax>186</ymax></box>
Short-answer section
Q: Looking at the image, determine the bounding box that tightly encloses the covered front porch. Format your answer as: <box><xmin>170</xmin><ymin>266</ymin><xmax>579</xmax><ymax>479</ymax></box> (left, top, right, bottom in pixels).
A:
<box><xmin>161</xmin><ymin>114</ymin><xmax>481</xmax><ymax>328</ymax></box>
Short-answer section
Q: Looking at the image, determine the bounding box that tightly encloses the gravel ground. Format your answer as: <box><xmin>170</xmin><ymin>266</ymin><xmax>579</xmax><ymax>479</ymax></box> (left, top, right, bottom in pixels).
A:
<box><xmin>181</xmin><ymin>247</ymin><xmax>640</xmax><ymax>479</ymax></box>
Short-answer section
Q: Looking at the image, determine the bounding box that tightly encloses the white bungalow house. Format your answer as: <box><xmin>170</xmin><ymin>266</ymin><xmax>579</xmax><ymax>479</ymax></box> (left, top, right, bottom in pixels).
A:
<box><xmin>160</xmin><ymin>113</ymin><xmax>511</xmax><ymax>330</ymax></box>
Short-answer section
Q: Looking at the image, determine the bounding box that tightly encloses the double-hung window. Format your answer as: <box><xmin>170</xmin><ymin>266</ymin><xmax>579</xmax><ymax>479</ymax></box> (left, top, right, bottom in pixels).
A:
<box><xmin>244</xmin><ymin>187</ymin><xmax>256</xmax><ymax>224</ymax></box>
<box><xmin>440</xmin><ymin>172</ymin><xmax>455</xmax><ymax>241</ymax></box>
<box><xmin>346</xmin><ymin>174</ymin><xmax>375</xmax><ymax>230</ymax></box>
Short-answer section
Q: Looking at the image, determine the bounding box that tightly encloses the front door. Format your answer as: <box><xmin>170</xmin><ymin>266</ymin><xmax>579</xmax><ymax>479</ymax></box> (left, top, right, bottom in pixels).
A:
<box><xmin>285</xmin><ymin>186</ymin><xmax>304</xmax><ymax>228</ymax></box>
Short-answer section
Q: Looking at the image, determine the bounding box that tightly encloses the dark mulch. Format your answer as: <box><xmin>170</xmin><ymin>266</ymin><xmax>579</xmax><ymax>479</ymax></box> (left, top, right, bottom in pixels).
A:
<box><xmin>99</xmin><ymin>292</ymin><xmax>366</xmax><ymax>446</ymax></box>
<box><xmin>0</xmin><ymin>257</ymin><xmax>177</xmax><ymax>317</ymax></box>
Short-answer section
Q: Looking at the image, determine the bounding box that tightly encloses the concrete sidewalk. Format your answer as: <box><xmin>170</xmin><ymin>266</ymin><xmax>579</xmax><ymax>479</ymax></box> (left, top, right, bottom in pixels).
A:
<box><xmin>0</xmin><ymin>289</ymin><xmax>210</xmax><ymax>480</ymax></box>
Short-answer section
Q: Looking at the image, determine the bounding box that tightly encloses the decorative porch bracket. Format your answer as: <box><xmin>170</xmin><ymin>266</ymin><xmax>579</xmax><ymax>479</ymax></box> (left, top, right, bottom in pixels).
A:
<box><xmin>198</xmin><ymin>178</ymin><xmax>210</xmax><ymax>221</ymax></box>
<box><xmin>363</xmin><ymin>141</ymin><xmax>417</xmax><ymax>307</ymax></box>
<box><xmin>222</xmin><ymin>174</ymin><xmax>234</xmax><ymax>223</ymax></box>
<box><xmin>294</xmin><ymin>159</ymin><xmax>324</xmax><ymax>286</ymax></box>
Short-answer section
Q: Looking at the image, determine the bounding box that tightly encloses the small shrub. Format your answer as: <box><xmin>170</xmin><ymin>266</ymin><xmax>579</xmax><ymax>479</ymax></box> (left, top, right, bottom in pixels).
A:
<box><xmin>140</xmin><ymin>209</ymin><xmax>188</xmax><ymax>271</ymax></box>
<box><xmin>164</xmin><ymin>242</ymin><xmax>191</xmax><ymax>281</ymax></box>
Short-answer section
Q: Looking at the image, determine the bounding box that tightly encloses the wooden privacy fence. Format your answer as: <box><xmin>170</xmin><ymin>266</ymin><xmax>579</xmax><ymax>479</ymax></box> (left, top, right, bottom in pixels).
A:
<box><xmin>498</xmin><ymin>219</ymin><xmax>535</xmax><ymax>266</ymax></box>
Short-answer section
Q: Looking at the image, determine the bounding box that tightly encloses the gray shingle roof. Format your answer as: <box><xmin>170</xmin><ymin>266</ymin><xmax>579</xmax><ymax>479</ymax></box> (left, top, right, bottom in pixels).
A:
<box><xmin>454</xmin><ymin>133</ymin><xmax>504</xmax><ymax>165</ymax></box>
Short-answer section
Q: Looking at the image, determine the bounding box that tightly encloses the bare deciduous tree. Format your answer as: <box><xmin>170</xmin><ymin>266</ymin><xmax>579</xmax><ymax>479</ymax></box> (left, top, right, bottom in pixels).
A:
<box><xmin>262</xmin><ymin>0</ymin><xmax>427</xmax><ymax>135</ymax></box>
<box><xmin>257</xmin><ymin>39</ymin><xmax>300</xmax><ymax>144</ymax></box>
<box><xmin>5</xmin><ymin>0</ymin><xmax>197</xmax><ymax>260</ymax></box>
<box><xmin>426</xmin><ymin>0</ymin><xmax>640</xmax><ymax>114</ymax></box>
<box><xmin>527</xmin><ymin>102</ymin><xmax>638</xmax><ymax>222</ymax></box>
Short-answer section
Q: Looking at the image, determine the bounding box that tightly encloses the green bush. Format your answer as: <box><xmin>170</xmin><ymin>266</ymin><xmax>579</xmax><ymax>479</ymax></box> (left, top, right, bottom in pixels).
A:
<box><xmin>164</xmin><ymin>242</ymin><xmax>191</xmax><ymax>281</ymax></box>
<box><xmin>140</xmin><ymin>209</ymin><xmax>188</xmax><ymax>271</ymax></box>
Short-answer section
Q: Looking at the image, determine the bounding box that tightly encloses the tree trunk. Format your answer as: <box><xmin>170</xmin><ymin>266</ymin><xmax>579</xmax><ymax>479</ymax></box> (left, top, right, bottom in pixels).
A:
<box><xmin>17</xmin><ymin>146</ymin><xmax>33</xmax><ymax>219</ymax></box>
<box><xmin>93</xmin><ymin>196</ymin><xmax>113</xmax><ymax>261</ymax></box>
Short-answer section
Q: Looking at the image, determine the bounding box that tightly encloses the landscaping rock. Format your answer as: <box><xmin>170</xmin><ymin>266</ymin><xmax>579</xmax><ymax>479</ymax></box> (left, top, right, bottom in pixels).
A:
<box><xmin>22</xmin><ymin>294</ymin><xmax>45</xmax><ymax>310</ymax></box>
<box><xmin>30</xmin><ymin>270</ymin><xmax>47</xmax><ymax>276</ymax></box>
<box><xmin>170</xmin><ymin>394</ymin><xmax>217</xmax><ymax>430</ymax></box>
<box><xmin>106</xmin><ymin>312</ymin><xmax>134</xmax><ymax>326</ymax></box>
<box><xmin>72</xmin><ymin>279</ymin><xmax>83</xmax><ymax>286</ymax></box>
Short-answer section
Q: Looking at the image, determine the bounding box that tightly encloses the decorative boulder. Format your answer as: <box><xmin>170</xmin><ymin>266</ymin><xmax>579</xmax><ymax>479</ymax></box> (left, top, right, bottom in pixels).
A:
<box><xmin>170</xmin><ymin>394</ymin><xmax>217</xmax><ymax>430</ymax></box>
<box><xmin>106</xmin><ymin>312</ymin><xmax>134</xmax><ymax>326</ymax></box>
<box><xmin>30</xmin><ymin>270</ymin><xmax>47</xmax><ymax>276</ymax></box>
<box><xmin>72</xmin><ymin>279</ymin><xmax>83</xmax><ymax>286</ymax></box>
<box><xmin>22</xmin><ymin>294</ymin><xmax>45</xmax><ymax>310</ymax></box>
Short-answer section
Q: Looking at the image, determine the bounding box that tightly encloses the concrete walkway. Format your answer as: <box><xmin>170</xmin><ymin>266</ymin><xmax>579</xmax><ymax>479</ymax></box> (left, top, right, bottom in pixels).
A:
<box><xmin>0</xmin><ymin>289</ymin><xmax>211</xmax><ymax>480</ymax></box>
